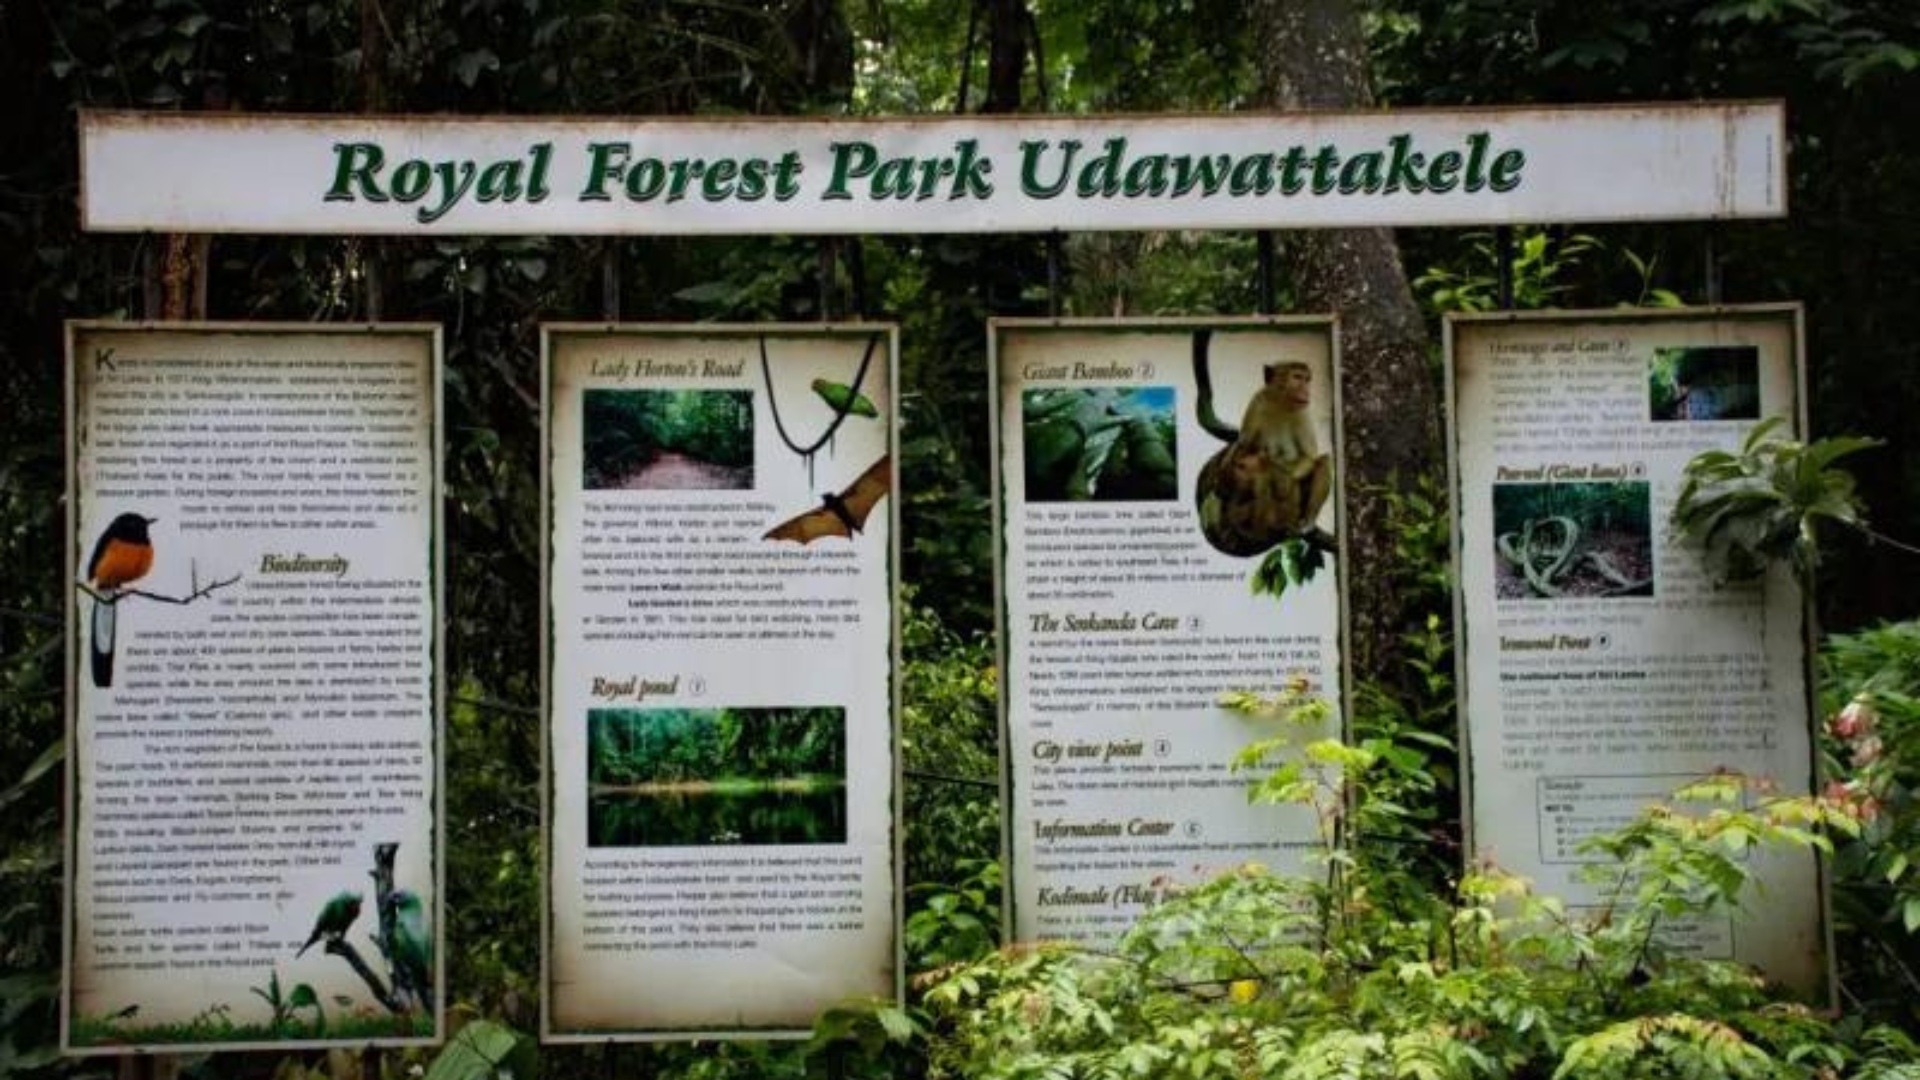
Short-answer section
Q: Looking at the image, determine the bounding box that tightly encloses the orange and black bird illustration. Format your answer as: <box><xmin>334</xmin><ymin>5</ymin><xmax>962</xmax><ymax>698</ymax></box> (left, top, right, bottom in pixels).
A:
<box><xmin>763</xmin><ymin>455</ymin><xmax>891</xmax><ymax>544</ymax></box>
<box><xmin>86</xmin><ymin>513</ymin><xmax>155</xmax><ymax>688</ymax></box>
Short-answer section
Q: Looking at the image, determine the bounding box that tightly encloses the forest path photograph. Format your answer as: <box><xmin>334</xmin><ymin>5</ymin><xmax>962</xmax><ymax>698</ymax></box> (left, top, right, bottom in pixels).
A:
<box><xmin>611</xmin><ymin>450</ymin><xmax>753</xmax><ymax>491</ymax></box>
<box><xmin>582</xmin><ymin>388</ymin><xmax>755</xmax><ymax>491</ymax></box>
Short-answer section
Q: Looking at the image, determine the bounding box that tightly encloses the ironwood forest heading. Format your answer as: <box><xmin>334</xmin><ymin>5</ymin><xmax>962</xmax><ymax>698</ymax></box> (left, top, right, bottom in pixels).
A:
<box><xmin>324</xmin><ymin>133</ymin><xmax>1527</xmax><ymax>224</ymax></box>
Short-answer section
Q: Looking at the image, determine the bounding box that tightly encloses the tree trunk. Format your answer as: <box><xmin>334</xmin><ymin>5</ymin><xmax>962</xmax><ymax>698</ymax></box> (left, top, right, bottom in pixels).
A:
<box><xmin>1248</xmin><ymin>0</ymin><xmax>1441</xmax><ymax>684</ymax></box>
<box><xmin>983</xmin><ymin>0</ymin><xmax>1030</xmax><ymax>113</ymax></box>
<box><xmin>782</xmin><ymin>0</ymin><xmax>854</xmax><ymax>106</ymax></box>
<box><xmin>360</xmin><ymin>0</ymin><xmax>386</xmax><ymax>321</ymax></box>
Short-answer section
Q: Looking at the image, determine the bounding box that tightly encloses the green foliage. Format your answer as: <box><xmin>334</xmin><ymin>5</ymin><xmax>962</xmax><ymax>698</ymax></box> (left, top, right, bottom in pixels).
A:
<box><xmin>900</xmin><ymin>595</ymin><xmax>1000</xmax><ymax>892</ymax></box>
<box><xmin>791</xmin><ymin>599</ymin><xmax>1001</xmax><ymax>1078</ymax></box>
<box><xmin>1349</xmin><ymin>614</ymin><xmax>1459</xmax><ymax>895</ymax></box>
<box><xmin>918</xmin><ymin>741</ymin><xmax>1880</xmax><ymax>1080</ymax></box>
<box><xmin>1553</xmin><ymin>1014</ymin><xmax>1778</xmax><ymax>1080</ymax></box>
<box><xmin>1022</xmin><ymin>387</ymin><xmax>1179</xmax><ymax>502</ymax></box>
<box><xmin>1222</xmin><ymin>689</ymin><xmax>1347</xmax><ymax>848</ymax></box>
<box><xmin>582</xmin><ymin>389</ymin><xmax>754</xmax><ymax>488</ymax></box>
<box><xmin>1495</xmin><ymin>482</ymin><xmax>1652</xmax><ymax>537</ymax></box>
<box><xmin>249</xmin><ymin>970</ymin><xmax>325</xmax><ymax>1036</ymax></box>
<box><xmin>438</xmin><ymin>687</ymin><xmax>541</xmax><ymax>1034</ymax></box>
<box><xmin>70</xmin><ymin>1002</ymin><xmax>429</xmax><ymax>1047</ymax></box>
<box><xmin>1063</xmin><ymin>232</ymin><xmax>1265</xmax><ymax>317</ymax></box>
<box><xmin>1250</xmin><ymin>536</ymin><xmax>1328</xmax><ymax>600</ymax></box>
<box><xmin>0</xmin><ymin>736</ymin><xmax>61</xmax><ymax>1072</ymax></box>
<box><xmin>1581</xmin><ymin>774</ymin><xmax>1855</xmax><ymax>929</ymax></box>
<box><xmin>907</xmin><ymin>860</ymin><xmax>1004</xmax><ymax>970</ymax></box>
<box><xmin>1415</xmin><ymin>228</ymin><xmax>1603</xmax><ymax>313</ymax></box>
<box><xmin>1820</xmin><ymin>620</ymin><xmax>1920</xmax><ymax>1023</ymax></box>
<box><xmin>1698</xmin><ymin>1</ymin><xmax>1920</xmax><ymax>88</ymax></box>
<box><xmin>587</xmin><ymin>707</ymin><xmax>846</xmax><ymax>787</ymax></box>
<box><xmin>0</xmin><ymin>972</ymin><xmax>60</xmax><ymax>1074</ymax></box>
<box><xmin>805</xmin><ymin>1000</ymin><xmax>924</xmax><ymax>1076</ymax></box>
<box><xmin>1378</xmin><ymin>473</ymin><xmax>1454</xmax><ymax>605</ymax></box>
<box><xmin>1673</xmin><ymin>417</ymin><xmax>1880</xmax><ymax>586</ymax></box>
<box><xmin>425</xmin><ymin>1019</ymin><xmax>537</xmax><ymax>1080</ymax></box>
<box><xmin>1415</xmin><ymin>228</ymin><xmax>1686</xmax><ymax>317</ymax></box>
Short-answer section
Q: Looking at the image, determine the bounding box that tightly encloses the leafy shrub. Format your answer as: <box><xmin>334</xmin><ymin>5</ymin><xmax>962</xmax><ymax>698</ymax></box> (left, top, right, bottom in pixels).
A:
<box><xmin>1822</xmin><ymin>619</ymin><xmax>1920</xmax><ymax>1025</ymax></box>
<box><xmin>1673</xmin><ymin>417</ymin><xmax>1879</xmax><ymax>586</ymax></box>
<box><xmin>915</xmin><ymin>705</ymin><xmax>1890</xmax><ymax>1080</ymax></box>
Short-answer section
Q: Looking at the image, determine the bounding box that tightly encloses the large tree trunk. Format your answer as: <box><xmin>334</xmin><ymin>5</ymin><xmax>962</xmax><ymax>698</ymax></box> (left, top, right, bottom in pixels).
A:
<box><xmin>983</xmin><ymin>0</ymin><xmax>1032</xmax><ymax>113</ymax></box>
<box><xmin>1249</xmin><ymin>0</ymin><xmax>1441</xmax><ymax>683</ymax></box>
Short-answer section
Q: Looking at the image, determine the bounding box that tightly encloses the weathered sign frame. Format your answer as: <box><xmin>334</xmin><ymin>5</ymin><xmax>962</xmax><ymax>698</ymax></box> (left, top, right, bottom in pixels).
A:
<box><xmin>1443</xmin><ymin>304</ymin><xmax>1828</xmax><ymax>995</ymax></box>
<box><xmin>539</xmin><ymin>323</ymin><xmax>903</xmax><ymax>1042</ymax></box>
<box><xmin>989</xmin><ymin>315</ymin><xmax>1354</xmax><ymax>946</ymax></box>
<box><xmin>80</xmin><ymin>102</ymin><xmax>1784</xmax><ymax>235</ymax></box>
<box><xmin>63</xmin><ymin>321</ymin><xmax>447</xmax><ymax>1054</ymax></box>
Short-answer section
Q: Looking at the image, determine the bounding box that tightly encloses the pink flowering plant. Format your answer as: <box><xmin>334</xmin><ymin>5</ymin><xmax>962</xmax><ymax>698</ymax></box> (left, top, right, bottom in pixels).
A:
<box><xmin>1823</xmin><ymin>623</ymin><xmax>1920</xmax><ymax>980</ymax></box>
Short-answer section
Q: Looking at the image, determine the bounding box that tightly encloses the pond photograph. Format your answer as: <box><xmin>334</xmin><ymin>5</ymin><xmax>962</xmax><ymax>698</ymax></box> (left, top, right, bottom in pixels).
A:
<box><xmin>586</xmin><ymin>706</ymin><xmax>846</xmax><ymax>847</ymax></box>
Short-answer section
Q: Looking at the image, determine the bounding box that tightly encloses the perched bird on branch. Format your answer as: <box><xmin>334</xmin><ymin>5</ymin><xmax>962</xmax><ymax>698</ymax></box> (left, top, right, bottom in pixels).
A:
<box><xmin>86</xmin><ymin>512</ymin><xmax>156</xmax><ymax>688</ymax></box>
<box><xmin>388</xmin><ymin>889</ymin><xmax>434</xmax><ymax>1010</ymax></box>
<box><xmin>296</xmin><ymin>891</ymin><xmax>363</xmax><ymax>958</ymax></box>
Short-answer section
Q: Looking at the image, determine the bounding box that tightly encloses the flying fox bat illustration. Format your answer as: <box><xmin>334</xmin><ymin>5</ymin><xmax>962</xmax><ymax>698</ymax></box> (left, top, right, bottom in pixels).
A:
<box><xmin>763</xmin><ymin>455</ymin><xmax>891</xmax><ymax>544</ymax></box>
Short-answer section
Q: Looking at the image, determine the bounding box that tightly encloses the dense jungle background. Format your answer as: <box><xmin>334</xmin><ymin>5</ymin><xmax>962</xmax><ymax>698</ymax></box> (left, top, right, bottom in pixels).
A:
<box><xmin>5</xmin><ymin>1</ymin><xmax>1920</xmax><ymax>1077</ymax></box>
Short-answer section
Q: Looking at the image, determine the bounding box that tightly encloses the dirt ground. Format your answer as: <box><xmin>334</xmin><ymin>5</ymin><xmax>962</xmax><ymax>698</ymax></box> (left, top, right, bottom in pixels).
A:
<box><xmin>1496</xmin><ymin>528</ymin><xmax>1654</xmax><ymax>600</ymax></box>
<box><xmin>617</xmin><ymin>451</ymin><xmax>752</xmax><ymax>490</ymax></box>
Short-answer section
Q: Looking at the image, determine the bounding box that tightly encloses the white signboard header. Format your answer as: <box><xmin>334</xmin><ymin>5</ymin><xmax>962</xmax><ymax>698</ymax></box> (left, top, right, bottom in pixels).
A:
<box><xmin>80</xmin><ymin>104</ymin><xmax>1784</xmax><ymax>236</ymax></box>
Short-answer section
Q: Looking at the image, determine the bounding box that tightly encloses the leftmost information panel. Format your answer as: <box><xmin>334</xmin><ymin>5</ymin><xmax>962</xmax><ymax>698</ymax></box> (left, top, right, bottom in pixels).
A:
<box><xmin>66</xmin><ymin>323</ymin><xmax>443</xmax><ymax>1054</ymax></box>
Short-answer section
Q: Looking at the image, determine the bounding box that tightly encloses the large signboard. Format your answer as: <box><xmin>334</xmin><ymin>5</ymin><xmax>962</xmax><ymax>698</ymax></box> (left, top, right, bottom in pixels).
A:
<box><xmin>542</xmin><ymin>325</ymin><xmax>900</xmax><ymax>1040</ymax></box>
<box><xmin>1447</xmin><ymin>307</ymin><xmax>1825</xmax><ymax>990</ymax></box>
<box><xmin>64</xmin><ymin>323</ymin><xmax>443</xmax><ymax>1053</ymax></box>
<box><xmin>81</xmin><ymin>104</ymin><xmax>1782</xmax><ymax>235</ymax></box>
<box><xmin>993</xmin><ymin>319</ymin><xmax>1347</xmax><ymax>945</ymax></box>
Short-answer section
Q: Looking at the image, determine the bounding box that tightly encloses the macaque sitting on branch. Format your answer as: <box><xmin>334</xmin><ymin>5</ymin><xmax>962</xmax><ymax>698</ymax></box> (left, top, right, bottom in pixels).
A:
<box><xmin>1196</xmin><ymin>360</ymin><xmax>1335</xmax><ymax>557</ymax></box>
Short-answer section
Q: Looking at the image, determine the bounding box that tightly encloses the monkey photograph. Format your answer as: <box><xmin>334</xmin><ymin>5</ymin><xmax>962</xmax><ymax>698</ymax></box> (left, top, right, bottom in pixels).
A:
<box><xmin>1195</xmin><ymin>358</ymin><xmax>1334</xmax><ymax>558</ymax></box>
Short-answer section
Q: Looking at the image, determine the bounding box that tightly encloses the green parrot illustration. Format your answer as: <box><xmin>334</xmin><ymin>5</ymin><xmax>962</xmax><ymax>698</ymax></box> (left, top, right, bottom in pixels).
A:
<box><xmin>388</xmin><ymin>888</ymin><xmax>434</xmax><ymax>1008</ymax></box>
<box><xmin>810</xmin><ymin>378</ymin><xmax>878</xmax><ymax>418</ymax></box>
<box><xmin>296</xmin><ymin>891</ymin><xmax>363</xmax><ymax>957</ymax></box>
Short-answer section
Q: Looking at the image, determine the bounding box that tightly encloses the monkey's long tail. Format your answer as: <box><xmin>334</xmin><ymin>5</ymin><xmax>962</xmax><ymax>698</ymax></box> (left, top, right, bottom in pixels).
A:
<box><xmin>90</xmin><ymin>596</ymin><xmax>115</xmax><ymax>688</ymax></box>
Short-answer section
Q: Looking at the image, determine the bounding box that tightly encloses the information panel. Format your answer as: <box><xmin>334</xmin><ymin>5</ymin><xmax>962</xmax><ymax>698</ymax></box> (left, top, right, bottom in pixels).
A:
<box><xmin>64</xmin><ymin>323</ymin><xmax>443</xmax><ymax>1053</ymax></box>
<box><xmin>1448</xmin><ymin>307</ymin><xmax>1824</xmax><ymax>989</ymax></box>
<box><xmin>543</xmin><ymin>325</ymin><xmax>899</xmax><ymax>1040</ymax></box>
<box><xmin>994</xmin><ymin>319</ymin><xmax>1347</xmax><ymax>945</ymax></box>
